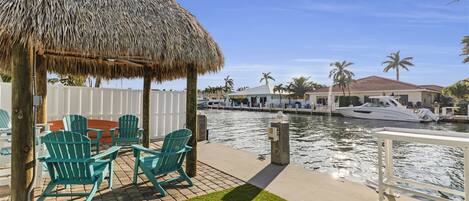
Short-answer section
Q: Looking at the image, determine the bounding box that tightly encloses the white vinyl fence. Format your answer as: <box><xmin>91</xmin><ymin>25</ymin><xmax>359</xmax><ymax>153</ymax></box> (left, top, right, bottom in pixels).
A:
<box><xmin>0</xmin><ymin>82</ymin><xmax>186</xmax><ymax>139</ymax></box>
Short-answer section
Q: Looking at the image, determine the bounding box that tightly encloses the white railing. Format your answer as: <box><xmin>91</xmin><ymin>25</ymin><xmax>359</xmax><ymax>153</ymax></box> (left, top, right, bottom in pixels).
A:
<box><xmin>0</xmin><ymin>82</ymin><xmax>186</xmax><ymax>139</ymax></box>
<box><xmin>373</xmin><ymin>127</ymin><xmax>469</xmax><ymax>201</ymax></box>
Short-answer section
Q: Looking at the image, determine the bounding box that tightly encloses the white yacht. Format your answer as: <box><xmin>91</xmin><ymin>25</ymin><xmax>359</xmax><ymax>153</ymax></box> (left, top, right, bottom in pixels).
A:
<box><xmin>336</xmin><ymin>96</ymin><xmax>439</xmax><ymax>122</ymax></box>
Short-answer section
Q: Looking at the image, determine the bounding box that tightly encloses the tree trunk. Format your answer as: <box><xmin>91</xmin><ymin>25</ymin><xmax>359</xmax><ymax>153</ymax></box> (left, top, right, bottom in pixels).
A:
<box><xmin>94</xmin><ymin>76</ymin><xmax>102</xmax><ymax>88</ymax></box>
<box><xmin>142</xmin><ymin>67</ymin><xmax>151</xmax><ymax>148</ymax></box>
<box><xmin>36</xmin><ymin>55</ymin><xmax>47</xmax><ymax>124</ymax></box>
<box><xmin>11</xmin><ymin>42</ymin><xmax>34</xmax><ymax>201</ymax></box>
<box><xmin>396</xmin><ymin>67</ymin><xmax>400</xmax><ymax>81</ymax></box>
<box><xmin>185</xmin><ymin>66</ymin><xmax>198</xmax><ymax>177</ymax></box>
<box><xmin>279</xmin><ymin>95</ymin><xmax>282</xmax><ymax>107</ymax></box>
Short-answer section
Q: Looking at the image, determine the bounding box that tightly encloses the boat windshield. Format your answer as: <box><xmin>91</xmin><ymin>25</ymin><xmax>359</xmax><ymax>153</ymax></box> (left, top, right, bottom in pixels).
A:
<box><xmin>363</xmin><ymin>98</ymin><xmax>394</xmax><ymax>107</ymax></box>
<box><xmin>388</xmin><ymin>99</ymin><xmax>400</xmax><ymax>107</ymax></box>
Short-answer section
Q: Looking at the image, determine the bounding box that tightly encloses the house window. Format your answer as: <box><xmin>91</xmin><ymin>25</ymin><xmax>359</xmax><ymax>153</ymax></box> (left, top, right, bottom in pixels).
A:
<box><xmin>364</xmin><ymin>96</ymin><xmax>371</xmax><ymax>103</ymax></box>
<box><xmin>398</xmin><ymin>95</ymin><xmax>409</xmax><ymax>106</ymax></box>
<box><xmin>316</xmin><ymin>96</ymin><xmax>328</xmax><ymax>105</ymax></box>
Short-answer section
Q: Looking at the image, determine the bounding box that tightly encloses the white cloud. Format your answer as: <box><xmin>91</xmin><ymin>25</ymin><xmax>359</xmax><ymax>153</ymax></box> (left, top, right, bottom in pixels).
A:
<box><xmin>369</xmin><ymin>10</ymin><xmax>469</xmax><ymax>24</ymax></box>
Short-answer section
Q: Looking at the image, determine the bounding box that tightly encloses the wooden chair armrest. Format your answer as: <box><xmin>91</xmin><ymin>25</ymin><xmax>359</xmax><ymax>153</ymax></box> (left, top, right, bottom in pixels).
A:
<box><xmin>41</xmin><ymin>158</ymin><xmax>92</xmax><ymax>163</ymax></box>
<box><xmin>132</xmin><ymin>145</ymin><xmax>161</xmax><ymax>157</ymax></box>
<box><xmin>87</xmin><ymin>128</ymin><xmax>103</xmax><ymax>140</ymax></box>
<box><xmin>185</xmin><ymin>145</ymin><xmax>192</xmax><ymax>152</ymax></box>
<box><xmin>87</xmin><ymin>128</ymin><xmax>103</xmax><ymax>132</ymax></box>
<box><xmin>92</xmin><ymin>146</ymin><xmax>121</xmax><ymax>161</ymax></box>
<box><xmin>109</xmin><ymin>128</ymin><xmax>119</xmax><ymax>132</ymax></box>
<box><xmin>109</xmin><ymin>127</ymin><xmax>119</xmax><ymax>140</ymax></box>
<box><xmin>38</xmin><ymin>155</ymin><xmax>50</xmax><ymax>162</ymax></box>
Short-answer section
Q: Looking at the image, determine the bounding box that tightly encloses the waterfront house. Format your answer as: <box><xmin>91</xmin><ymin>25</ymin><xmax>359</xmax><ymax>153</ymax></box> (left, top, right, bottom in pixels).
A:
<box><xmin>306</xmin><ymin>76</ymin><xmax>443</xmax><ymax>109</ymax></box>
<box><xmin>227</xmin><ymin>84</ymin><xmax>291</xmax><ymax>107</ymax></box>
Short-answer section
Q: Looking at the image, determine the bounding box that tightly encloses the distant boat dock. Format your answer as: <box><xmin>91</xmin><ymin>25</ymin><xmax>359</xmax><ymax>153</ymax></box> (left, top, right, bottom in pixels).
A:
<box><xmin>206</xmin><ymin>105</ymin><xmax>469</xmax><ymax>123</ymax></box>
<box><xmin>207</xmin><ymin>105</ymin><xmax>342</xmax><ymax>116</ymax></box>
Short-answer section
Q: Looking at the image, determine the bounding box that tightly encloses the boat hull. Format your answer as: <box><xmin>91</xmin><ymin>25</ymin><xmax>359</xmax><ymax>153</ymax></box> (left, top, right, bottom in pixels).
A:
<box><xmin>336</xmin><ymin>107</ymin><xmax>425</xmax><ymax>122</ymax></box>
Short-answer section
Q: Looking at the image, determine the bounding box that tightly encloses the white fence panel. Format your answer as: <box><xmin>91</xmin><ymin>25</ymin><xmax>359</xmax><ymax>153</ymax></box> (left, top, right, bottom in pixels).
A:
<box><xmin>0</xmin><ymin>83</ymin><xmax>11</xmax><ymax>116</ymax></box>
<box><xmin>0</xmin><ymin>83</ymin><xmax>186</xmax><ymax>139</ymax></box>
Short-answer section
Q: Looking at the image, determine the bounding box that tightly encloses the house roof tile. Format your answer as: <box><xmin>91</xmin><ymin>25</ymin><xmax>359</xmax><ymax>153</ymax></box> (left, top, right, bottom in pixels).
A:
<box><xmin>310</xmin><ymin>76</ymin><xmax>442</xmax><ymax>93</ymax></box>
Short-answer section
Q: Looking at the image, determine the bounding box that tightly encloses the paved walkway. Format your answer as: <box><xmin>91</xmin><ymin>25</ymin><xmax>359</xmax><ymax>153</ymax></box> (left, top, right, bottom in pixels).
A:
<box><xmin>198</xmin><ymin>142</ymin><xmax>417</xmax><ymax>201</ymax></box>
<box><xmin>34</xmin><ymin>142</ymin><xmax>245</xmax><ymax>201</ymax></box>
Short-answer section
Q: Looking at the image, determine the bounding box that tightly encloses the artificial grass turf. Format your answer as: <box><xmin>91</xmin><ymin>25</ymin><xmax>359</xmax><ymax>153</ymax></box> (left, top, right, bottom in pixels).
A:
<box><xmin>186</xmin><ymin>184</ymin><xmax>286</xmax><ymax>201</ymax></box>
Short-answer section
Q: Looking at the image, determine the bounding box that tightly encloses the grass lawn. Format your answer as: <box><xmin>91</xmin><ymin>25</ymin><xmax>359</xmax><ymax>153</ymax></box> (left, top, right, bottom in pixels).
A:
<box><xmin>186</xmin><ymin>184</ymin><xmax>286</xmax><ymax>201</ymax></box>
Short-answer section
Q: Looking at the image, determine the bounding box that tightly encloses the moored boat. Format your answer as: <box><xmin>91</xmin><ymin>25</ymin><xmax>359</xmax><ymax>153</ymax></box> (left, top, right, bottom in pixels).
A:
<box><xmin>336</xmin><ymin>96</ymin><xmax>439</xmax><ymax>122</ymax></box>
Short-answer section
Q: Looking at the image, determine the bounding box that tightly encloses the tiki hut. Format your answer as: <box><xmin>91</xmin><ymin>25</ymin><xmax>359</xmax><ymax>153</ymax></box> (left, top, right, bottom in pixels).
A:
<box><xmin>0</xmin><ymin>0</ymin><xmax>224</xmax><ymax>79</ymax></box>
<box><xmin>0</xmin><ymin>0</ymin><xmax>223</xmax><ymax>199</ymax></box>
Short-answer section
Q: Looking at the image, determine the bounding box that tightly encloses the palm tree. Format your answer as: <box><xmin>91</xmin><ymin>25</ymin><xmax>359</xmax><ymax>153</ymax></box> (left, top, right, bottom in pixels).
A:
<box><xmin>273</xmin><ymin>84</ymin><xmax>286</xmax><ymax>106</ymax></box>
<box><xmin>237</xmin><ymin>86</ymin><xmax>249</xmax><ymax>91</ymax></box>
<box><xmin>203</xmin><ymin>86</ymin><xmax>224</xmax><ymax>99</ymax></box>
<box><xmin>205</xmin><ymin>86</ymin><xmax>224</xmax><ymax>100</ymax></box>
<box><xmin>48</xmin><ymin>75</ymin><xmax>87</xmax><ymax>86</ymax></box>
<box><xmin>329</xmin><ymin>61</ymin><xmax>355</xmax><ymax>96</ymax></box>
<box><xmin>0</xmin><ymin>72</ymin><xmax>11</xmax><ymax>82</ymax></box>
<box><xmin>382</xmin><ymin>51</ymin><xmax>414</xmax><ymax>81</ymax></box>
<box><xmin>259</xmin><ymin>72</ymin><xmax>275</xmax><ymax>85</ymax></box>
<box><xmin>461</xmin><ymin>36</ymin><xmax>469</xmax><ymax>63</ymax></box>
<box><xmin>95</xmin><ymin>76</ymin><xmax>102</xmax><ymax>87</ymax></box>
<box><xmin>223</xmin><ymin>75</ymin><xmax>234</xmax><ymax>93</ymax></box>
<box><xmin>87</xmin><ymin>76</ymin><xmax>103</xmax><ymax>88</ymax></box>
<box><xmin>287</xmin><ymin>76</ymin><xmax>320</xmax><ymax>99</ymax></box>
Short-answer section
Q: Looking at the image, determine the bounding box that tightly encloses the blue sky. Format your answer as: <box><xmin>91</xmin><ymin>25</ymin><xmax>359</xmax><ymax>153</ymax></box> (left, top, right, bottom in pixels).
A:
<box><xmin>105</xmin><ymin>0</ymin><xmax>469</xmax><ymax>90</ymax></box>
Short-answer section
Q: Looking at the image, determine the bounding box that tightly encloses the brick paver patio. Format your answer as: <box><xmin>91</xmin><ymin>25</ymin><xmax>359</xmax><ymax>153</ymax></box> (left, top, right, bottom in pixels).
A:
<box><xmin>34</xmin><ymin>142</ymin><xmax>245</xmax><ymax>201</ymax></box>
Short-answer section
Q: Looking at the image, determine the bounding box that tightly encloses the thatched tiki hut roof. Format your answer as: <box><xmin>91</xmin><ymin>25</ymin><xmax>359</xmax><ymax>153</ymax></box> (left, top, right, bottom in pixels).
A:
<box><xmin>0</xmin><ymin>0</ymin><xmax>224</xmax><ymax>80</ymax></box>
<box><xmin>0</xmin><ymin>0</ymin><xmax>223</xmax><ymax>199</ymax></box>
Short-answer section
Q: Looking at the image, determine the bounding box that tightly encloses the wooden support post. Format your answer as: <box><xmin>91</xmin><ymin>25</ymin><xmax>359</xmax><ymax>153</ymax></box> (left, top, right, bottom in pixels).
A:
<box><xmin>11</xmin><ymin>42</ymin><xmax>34</xmax><ymax>201</ymax></box>
<box><xmin>142</xmin><ymin>66</ymin><xmax>151</xmax><ymax>148</ymax></box>
<box><xmin>36</xmin><ymin>55</ymin><xmax>47</xmax><ymax>124</ymax></box>
<box><xmin>186</xmin><ymin>66</ymin><xmax>198</xmax><ymax>177</ymax></box>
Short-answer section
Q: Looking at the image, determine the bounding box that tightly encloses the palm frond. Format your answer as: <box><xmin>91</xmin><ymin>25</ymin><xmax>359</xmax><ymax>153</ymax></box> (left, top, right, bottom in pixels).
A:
<box><xmin>383</xmin><ymin>65</ymin><xmax>393</xmax><ymax>72</ymax></box>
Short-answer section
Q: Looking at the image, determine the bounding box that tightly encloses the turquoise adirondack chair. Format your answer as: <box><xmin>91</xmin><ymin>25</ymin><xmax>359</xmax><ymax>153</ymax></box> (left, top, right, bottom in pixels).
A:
<box><xmin>132</xmin><ymin>129</ymin><xmax>193</xmax><ymax>196</ymax></box>
<box><xmin>38</xmin><ymin>131</ymin><xmax>120</xmax><ymax>201</ymax></box>
<box><xmin>0</xmin><ymin>109</ymin><xmax>10</xmax><ymax>155</ymax></box>
<box><xmin>0</xmin><ymin>109</ymin><xmax>10</xmax><ymax>134</ymax></box>
<box><xmin>63</xmin><ymin>114</ymin><xmax>103</xmax><ymax>153</ymax></box>
<box><xmin>110</xmin><ymin>115</ymin><xmax>143</xmax><ymax>146</ymax></box>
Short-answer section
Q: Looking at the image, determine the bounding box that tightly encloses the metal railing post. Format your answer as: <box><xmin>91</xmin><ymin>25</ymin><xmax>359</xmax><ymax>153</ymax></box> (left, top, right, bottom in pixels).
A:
<box><xmin>465</xmin><ymin>147</ymin><xmax>469</xmax><ymax>200</ymax></box>
<box><xmin>385</xmin><ymin>139</ymin><xmax>394</xmax><ymax>195</ymax></box>
<box><xmin>378</xmin><ymin>138</ymin><xmax>384</xmax><ymax>201</ymax></box>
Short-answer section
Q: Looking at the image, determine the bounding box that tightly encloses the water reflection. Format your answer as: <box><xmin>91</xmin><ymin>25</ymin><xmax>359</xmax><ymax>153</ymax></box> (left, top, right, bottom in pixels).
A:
<box><xmin>205</xmin><ymin>110</ymin><xmax>469</xmax><ymax>200</ymax></box>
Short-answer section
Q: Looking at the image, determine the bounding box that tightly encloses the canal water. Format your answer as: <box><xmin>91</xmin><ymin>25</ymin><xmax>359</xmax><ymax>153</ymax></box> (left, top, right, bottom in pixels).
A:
<box><xmin>204</xmin><ymin>109</ymin><xmax>469</xmax><ymax>200</ymax></box>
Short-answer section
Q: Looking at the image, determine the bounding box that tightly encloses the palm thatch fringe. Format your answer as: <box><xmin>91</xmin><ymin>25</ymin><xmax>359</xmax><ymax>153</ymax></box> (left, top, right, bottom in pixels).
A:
<box><xmin>0</xmin><ymin>0</ymin><xmax>224</xmax><ymax>80</ymax></box>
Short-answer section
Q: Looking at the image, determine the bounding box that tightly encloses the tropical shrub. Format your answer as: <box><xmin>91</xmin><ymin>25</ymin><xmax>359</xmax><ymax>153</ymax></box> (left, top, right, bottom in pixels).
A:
<box><xmin>442</xmin><ymin>79</ymin><xmax>469</xmax><ymax>115</ymax></box>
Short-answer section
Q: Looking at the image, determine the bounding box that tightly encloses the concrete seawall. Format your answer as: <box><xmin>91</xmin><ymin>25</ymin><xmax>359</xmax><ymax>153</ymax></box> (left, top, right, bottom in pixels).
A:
<box><xmin>206</xmin><ymin>106</ymin><xmax>343</xmax><ymax>116</ymax></box>
<box><xmin>206</xmin><ymin>106</ymin><xmax>469</xmax><ymax>123</ymax></box>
